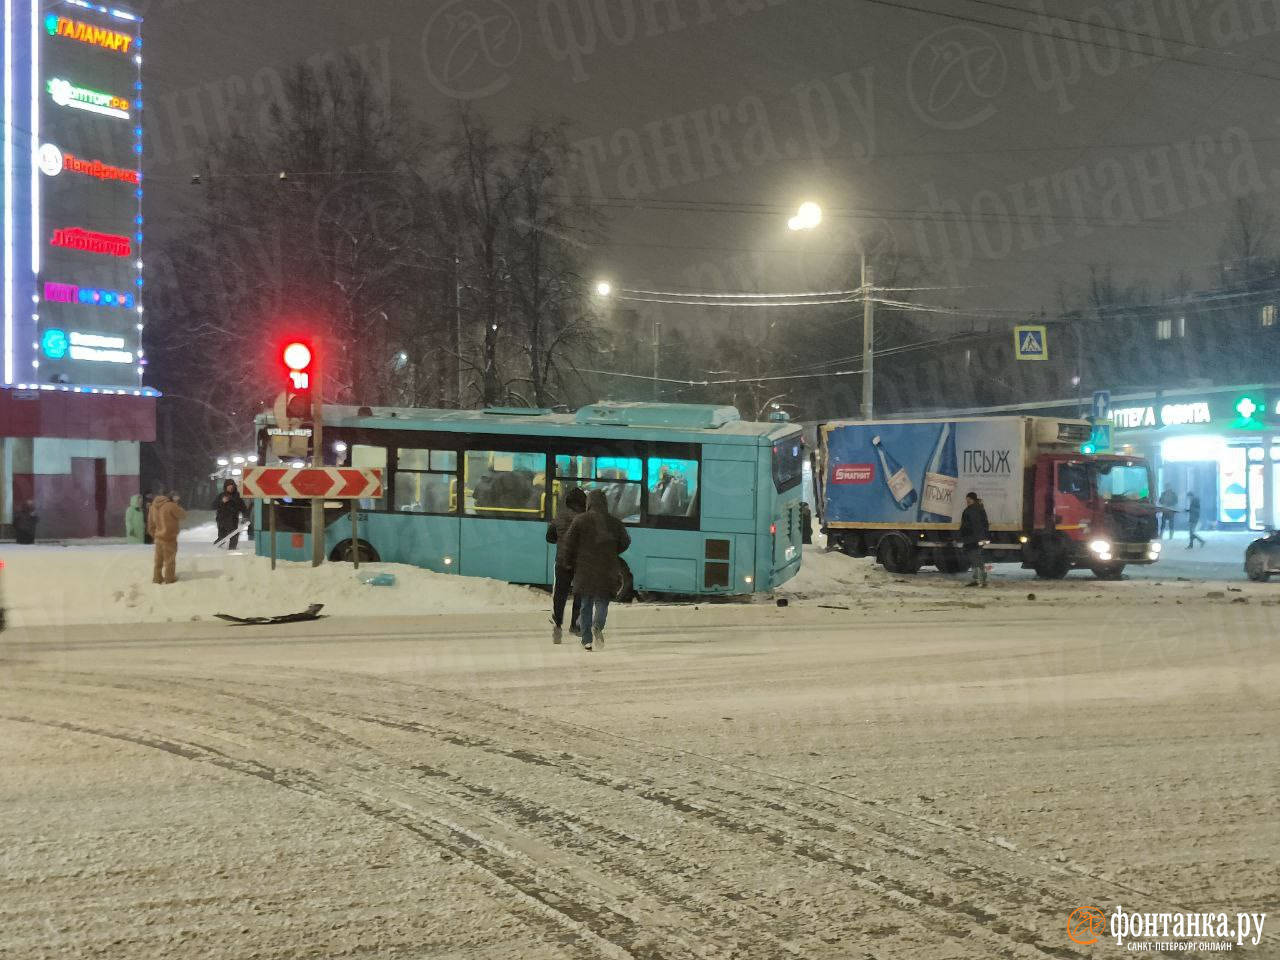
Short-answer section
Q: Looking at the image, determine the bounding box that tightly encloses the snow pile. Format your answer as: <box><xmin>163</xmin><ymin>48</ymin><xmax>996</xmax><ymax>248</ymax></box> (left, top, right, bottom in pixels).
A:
<box><xmin>775</xmin><ymin>535</ymin><xmax>1276</xmax><ymax>611</ymax></box>
<box><xmin>2</xmin><ymin>523</ymin><xmax>545</xmax><ymax>628</ymax></box>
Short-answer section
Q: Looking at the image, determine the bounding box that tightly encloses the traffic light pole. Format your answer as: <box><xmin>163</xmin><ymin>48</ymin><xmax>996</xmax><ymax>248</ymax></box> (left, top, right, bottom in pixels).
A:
<box><xmin>310</xmin><ymin>356</ymin><xmax>325</xmax><ymax>568</ymax></box>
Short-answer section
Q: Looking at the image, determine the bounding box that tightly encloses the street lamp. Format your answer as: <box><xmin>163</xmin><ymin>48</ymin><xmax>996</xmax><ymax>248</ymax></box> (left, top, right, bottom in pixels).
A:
<box><xmin>596</xmin><ymin>280</ymin><xmax>662</xmax><ymax>400</ymax></box>
<box><xmin>787</xmin><ymin>200</ymin><xmax>875</xmax><ymax>420</ymax></box>
<box><xmin>787</xmin><ymin>201</ymin><xmax>822</xmax><ymax>232</ymax></box>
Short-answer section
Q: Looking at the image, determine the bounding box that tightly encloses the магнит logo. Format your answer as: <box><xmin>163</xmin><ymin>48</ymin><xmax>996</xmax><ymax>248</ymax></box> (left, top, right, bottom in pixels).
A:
<box><xmin>832</xmin><ymin>464</ymin><xmax>874</xmax><ymax>485</ymax></box>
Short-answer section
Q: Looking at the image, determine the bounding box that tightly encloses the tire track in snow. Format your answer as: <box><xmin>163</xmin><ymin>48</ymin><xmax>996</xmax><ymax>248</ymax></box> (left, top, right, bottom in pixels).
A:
<box><xmin>0</xmin><ymin>712</ymin><xmax>677</xmax><ymax>960</ymax></box>
<box><xmin>164</xmin><ymin>667</ymin><xmax>1100</xmax><ymax>959</ymax></box>
<box><xmin>4</xmin><ymin>676</ymin><xmax>816</xmax><ymax>958</ymax></box>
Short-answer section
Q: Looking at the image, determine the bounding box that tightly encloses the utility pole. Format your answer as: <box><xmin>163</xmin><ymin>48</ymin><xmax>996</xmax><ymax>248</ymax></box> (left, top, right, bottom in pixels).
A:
<box><xmin>454</xmin><ymin>252</ymin><xmax>464</xmax><ymax>408</ymax></box>
<box><xmin>310</xmin><ymin>352</ymin><xmax>325</xmax><ymax>568</ymax></box>
<box><xmin>861</xmin><ymin>253</ymin><xmax>874</xmax><ymax>420</ymax></box>
<box><xmin>653</xmin><ymin>320</ymin><xmax>661</xmax><ymax>401</ymax></box>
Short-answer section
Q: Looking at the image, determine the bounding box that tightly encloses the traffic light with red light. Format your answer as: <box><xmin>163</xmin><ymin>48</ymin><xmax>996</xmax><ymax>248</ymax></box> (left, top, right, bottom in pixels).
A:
<box><xmin>282</xmin><ymin>340</ymin><xmax>314</xmax><ymax>421</ymax></box>
<box><xmin>272</xmin><ymin>340</ymin><xmax>316</xmax><ymax>458</ymax></box>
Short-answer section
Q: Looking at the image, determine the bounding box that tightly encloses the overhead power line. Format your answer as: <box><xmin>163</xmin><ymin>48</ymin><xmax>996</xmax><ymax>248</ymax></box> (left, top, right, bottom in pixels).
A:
<box><xmin>959</xmin><ymin>0</ymin><xmax>1280</xmax><ymax>71</ymax></box>
<box><xmin>854</xmin><ymin>0</ymin><xmax>1280</xmax><ymax>84</ymax></box>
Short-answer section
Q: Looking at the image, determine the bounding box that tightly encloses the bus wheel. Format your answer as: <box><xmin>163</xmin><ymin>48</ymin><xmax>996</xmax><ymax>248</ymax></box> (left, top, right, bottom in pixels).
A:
<box><xmin>331</xmin><ymin>539</ymin><xmax>379</xmax><ymax>564</ymax></box>
<box><xmin>878</xmin><ymin>533</ymin><xmax>920</xmax><ymax>575</ymax></box>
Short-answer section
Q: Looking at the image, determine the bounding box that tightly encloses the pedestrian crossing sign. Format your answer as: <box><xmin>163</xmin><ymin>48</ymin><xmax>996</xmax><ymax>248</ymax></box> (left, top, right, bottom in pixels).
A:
<box><xmin>1014</xmin><ymin>324</ymin><xmax>1048</xmax><ymax>360</ymax></box>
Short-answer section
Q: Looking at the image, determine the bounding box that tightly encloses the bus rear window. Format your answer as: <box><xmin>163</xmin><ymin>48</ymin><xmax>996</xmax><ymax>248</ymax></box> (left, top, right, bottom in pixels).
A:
<box><xmin>772</xmin><ymin>437</ymin><xmax>804</xmax><ymax>492</ymax></box>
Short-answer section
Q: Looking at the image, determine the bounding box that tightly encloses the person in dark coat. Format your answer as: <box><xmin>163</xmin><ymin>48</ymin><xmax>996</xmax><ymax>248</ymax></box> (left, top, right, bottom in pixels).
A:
<box><xmin>546</xmin><ymin>487</ymin><xmax>586</xmax><ymax>643</ymax></box>
<box><xmin>563</xmin><ymin>488</ymin><xmax>631</xmax><ymax>651</ymax></box>
<box><xmin>1158</xmin><ymin>486</ymin><xmax>1178</xmax><ymax>539</ymax></box>
<box><xmin>213</xmin><ymin>480</ymin><xmax>250</xmax><ymax>550</ymax></box>
<box><xmin>958</xmin><ymin>491</ymin><xmax>990</xmax><ymax>587</ymax></box>
<box><xmin>13</xmin><ymin>501</ymin><xmax>37</xmax><ymax>544</ymax></box>
<box><xmin>1186</xmin><ymin>492</ymin><xmax>1205</xmax><ymax>549</ymax></box>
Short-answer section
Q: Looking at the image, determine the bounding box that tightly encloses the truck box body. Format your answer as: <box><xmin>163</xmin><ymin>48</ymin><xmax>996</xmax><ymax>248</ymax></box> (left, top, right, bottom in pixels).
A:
<box><xmin>816</xmin><ymin>415</ymin><xmax>1159</xmax><ymax>579</ymax></box>
<box><xmin>820</xmin><ymin>417</ymin><xmax>1034</xmax><ymax>530</ymax></box>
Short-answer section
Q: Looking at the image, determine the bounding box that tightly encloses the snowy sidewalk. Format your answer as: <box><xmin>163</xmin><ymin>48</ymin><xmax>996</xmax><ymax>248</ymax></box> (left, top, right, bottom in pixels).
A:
<box><xmin>2</xmin><ymin>525</ymin><xmax>1272</xmax><ymax>631</ymax></box>
<box><xmin>1</xmin><ymin>523</ymin><xmax>545</xmax><ymax>629</ymax></box>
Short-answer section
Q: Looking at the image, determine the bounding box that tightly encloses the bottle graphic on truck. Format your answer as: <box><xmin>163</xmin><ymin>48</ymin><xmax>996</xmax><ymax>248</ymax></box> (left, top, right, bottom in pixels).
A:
<box><xmin>918</xmin><ymin>423</ymin><xmax>959</xmax><ymax>522</ymax></box>
<box><xmin>871</xmin><ymin>436</ymin><xmax>917</xmax><ymax>510</ymax></box>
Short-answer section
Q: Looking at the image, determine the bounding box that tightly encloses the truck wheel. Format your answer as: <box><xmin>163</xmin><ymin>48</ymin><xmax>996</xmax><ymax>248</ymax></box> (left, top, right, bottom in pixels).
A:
<box><xmin>935</xmin><ymin>546</ymin><xmax>970</xmax><ymax>574</ymax></box>
<box><xmin>878</xmin><ymin>533</ymin><xmax>920</xmax><ymax>575</ymax></box>
<box><xmin>1091</xmin><ymin>563</ymin><xmax>1125</xmax><ymax>580</ymax></box>
<box><xmin>838</xmin><ymin>534</ymin><xmax>867</xmax><ymax>559</ymax></box>
<box><xmin>1245</xmin><ymin>552</ymin><xmax>1271</xmax><ymax>582</ymax></box>
<box><xmin>1033</xmin><ymin>538</ymin><xmax>1070</xmax><ymax>579</ymax></box>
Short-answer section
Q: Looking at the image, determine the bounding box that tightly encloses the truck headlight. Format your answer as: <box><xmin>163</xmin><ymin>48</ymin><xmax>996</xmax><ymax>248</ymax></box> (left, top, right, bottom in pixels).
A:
<box><xmin>1148</xmin><ymin>540</ymin><xmax>1162</xmax><ymax>554</ymax></box>
<box><xmin>1089</xmin><ymin>539</ymin><xmax>1111</xmax><ymax>555</ymax></box>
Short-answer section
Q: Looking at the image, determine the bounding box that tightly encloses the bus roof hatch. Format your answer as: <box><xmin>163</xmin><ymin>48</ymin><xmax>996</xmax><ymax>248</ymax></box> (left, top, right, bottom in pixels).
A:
<box><xmin>574</xmin><ymin>402</ymin><xmax>741</xmax><ymax>429</ymax></box>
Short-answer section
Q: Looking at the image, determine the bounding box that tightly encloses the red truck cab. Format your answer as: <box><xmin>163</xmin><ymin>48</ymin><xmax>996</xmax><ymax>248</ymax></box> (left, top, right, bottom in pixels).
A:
<box><xmin>1028</xmin><ymin>454</ymin><xmax>1161</xmax><ymax>579</ymax></box>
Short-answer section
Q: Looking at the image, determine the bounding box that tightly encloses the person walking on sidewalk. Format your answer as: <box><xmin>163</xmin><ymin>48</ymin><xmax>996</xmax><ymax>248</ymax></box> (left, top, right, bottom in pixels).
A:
<box><xmin>563</xmin><ymin>489</ymin><xmax>631</xmax><ymax>651</ymax></box>
<box><xmin>124</xmin><ymin>494</ymin><xmax>146</xmax><ymax>543</ymax></box>
<box><xmin>1186</xmin><ymin>492</ymin><xmax>1206</xmax><ymax>549</ymax></box>
<box><xmin>546</xmin><ymin>486</ymin><xmax>586</xmax><ymax>643</ymax></box>
<box><xmin>1158</xmin><ymin>486</ymin><xmax>1178</xmax><ymax>540</ymax></box>
<box><xmin>147</xmin><ymin>491</ymin><xmax>186</xmax><ymax>584</ymax></box>
<box><xmin>960</xmin><ymin>491</ymin><xmax>990</xmax><ymax>587</ymax></box>
<box><xmin>213</xmin><ymin>479</ymin><xmax>250</xmax><ymax>550</ymax></box>
<box><xmin>13</xmin><ymin>501</ymin><xmax>37</xmax><ymax>544</ymax></box>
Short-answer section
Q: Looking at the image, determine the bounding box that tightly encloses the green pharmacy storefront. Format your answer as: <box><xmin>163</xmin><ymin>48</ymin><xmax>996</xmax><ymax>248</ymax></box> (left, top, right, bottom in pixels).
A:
<box><xmin>1109</xmin><ymin>386</ymin><xmax>1280</xmax><ymax>531</ymax></box>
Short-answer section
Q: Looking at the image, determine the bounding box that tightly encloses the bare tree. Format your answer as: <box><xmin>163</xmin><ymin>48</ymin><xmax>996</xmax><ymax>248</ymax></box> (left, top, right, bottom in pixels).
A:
<box><xmin>445</xmin><ymin>110</ymin><xmax>519</xmax><ymax>407</ymax></box>
<box><xmin>1218</xmin><ymin>196</ymin><xmax>1276</xmax><ymax>286</ymax></box>
<box><xmin>147</xmin><ymin>54</ymin><xmax>443</xmax><ymax>471</ymax></box>
<box><xmin>505</xmin><ymin>122</ymin><xmax>602</xmax><ymax>406</ymax></box>
<box><xmin>443</xmin><ymin>111</ymin><xmax>604</xmax><ymax>407</ymax></box>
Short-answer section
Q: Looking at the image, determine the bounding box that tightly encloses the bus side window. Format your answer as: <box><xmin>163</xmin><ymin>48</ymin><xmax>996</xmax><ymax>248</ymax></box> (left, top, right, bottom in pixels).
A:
<box><xmin>394</xmin><ymin>448</ymin><xmax>456</xmax><ymax>514</ymax></box>
<box><xmin>465</xmin><ymin>450</ymin><xmax>546</xmax><ymax>518</ymax></box>
<box><xmin>647</xmin><ymin>457</ymin><xmax>698</xmax><ymax>517</ymax></box>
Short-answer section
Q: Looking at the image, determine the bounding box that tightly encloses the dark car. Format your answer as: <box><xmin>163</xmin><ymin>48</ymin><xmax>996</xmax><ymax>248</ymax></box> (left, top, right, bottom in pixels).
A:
<box><xmin>1245</xmin><ymin>531</ymin><xmax>1280</xmax><ymax>582</ymax></box>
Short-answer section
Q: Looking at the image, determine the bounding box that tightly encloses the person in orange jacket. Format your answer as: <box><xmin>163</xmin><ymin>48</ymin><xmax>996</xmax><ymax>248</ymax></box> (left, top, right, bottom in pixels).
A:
<box><xmin>147</xmin><ymin>491</ymin><xmax>186</xmax><ymax>584</ymax></box>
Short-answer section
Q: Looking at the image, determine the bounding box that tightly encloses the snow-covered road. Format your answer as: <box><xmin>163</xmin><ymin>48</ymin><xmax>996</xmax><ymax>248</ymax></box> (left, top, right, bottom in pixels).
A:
<box><xmin>2</xmin><ymin>546</ymin><xmax>1277</xmax><ymax>958</ymax></box>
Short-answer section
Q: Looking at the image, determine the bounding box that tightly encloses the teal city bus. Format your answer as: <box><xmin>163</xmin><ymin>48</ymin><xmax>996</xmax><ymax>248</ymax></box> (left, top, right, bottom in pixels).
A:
<box><xmin>252</xmin><ymin>401</ymin><xmax>806</xmax><ymax>596</ymax></box>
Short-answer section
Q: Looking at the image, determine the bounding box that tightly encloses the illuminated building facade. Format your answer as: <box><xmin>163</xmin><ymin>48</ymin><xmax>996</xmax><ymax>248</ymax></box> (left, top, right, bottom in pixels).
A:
<box><xmin>2</xmin><ymin>0</ymin><xmax>155</xmax><ymax>538</ymax></box>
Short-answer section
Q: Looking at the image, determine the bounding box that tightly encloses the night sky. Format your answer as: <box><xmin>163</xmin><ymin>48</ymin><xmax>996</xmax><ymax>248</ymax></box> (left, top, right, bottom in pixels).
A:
<box><xmin>138</xmin><ymin>0</ymin><xmax>1280</xmax><ymax>334</ymax></box>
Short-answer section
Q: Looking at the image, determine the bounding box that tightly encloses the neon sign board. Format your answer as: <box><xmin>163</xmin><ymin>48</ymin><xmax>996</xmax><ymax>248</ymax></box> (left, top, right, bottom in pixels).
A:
<box><xmin>41</xmin><ymin>329</ymin><xmax>70</xmax><ymax>360</ymax></box>
<box><xmin>47</xmin><ymin>77</ymin><xmax>130</xmax><ymax>119</ymax></box>
<box><xmin>50</xmin><ymin>227</ymin><xmax>132</xmax><ymax>258</ymax></box>
<box><xmin>68</xmin><ymin>331</ymin><xmax>134</xmax><ymax>364</ymax></box>
<box><xmin>37</xmin><ymin>143</ymin><xmax>139</xmax><ymax>183</ymax></box>
<box><xmin>4</xmin><ymin>0</ymin><xmax>144</xmax><ymax>388</ymax></box>
<box><xmin>43</xmin><ymin>282</ymin><xmax>136</xmax><ymax>308</ymax></box>
<box><xmin>1113</xmin><ymin>402</ymin><xmax>1211</xmax><ymax>429</ymax></box>
<box><xmin>41</xmin><ymin>330</ymin><xmax>135</xmax><ymax>364</ymax></box>
<box><xmin>45</xmin><ymin>15</ymin><xmax>135</xmax><ymax>54</ymax></box>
